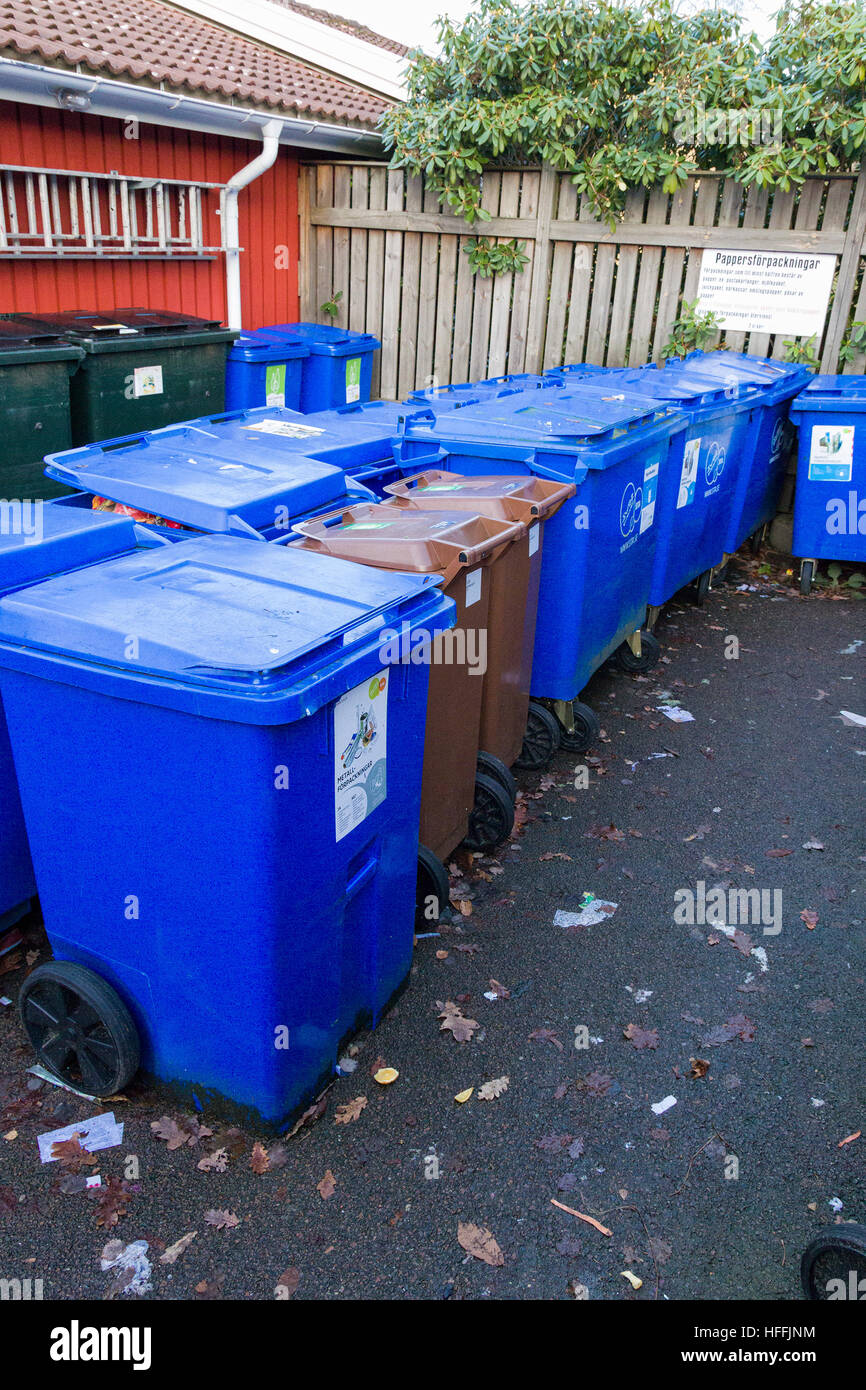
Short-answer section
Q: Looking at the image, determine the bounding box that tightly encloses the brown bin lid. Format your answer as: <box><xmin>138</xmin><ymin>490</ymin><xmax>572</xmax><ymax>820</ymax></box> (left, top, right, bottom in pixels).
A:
<box><xmin>292</xmin><ymin>503</ymin><xmax>523</xmax><ymax>586</ymax></box>
<box><xmin>383</xmin><ymin>469</ymin><xmax>575</xmax><ymax>521</ymax></box>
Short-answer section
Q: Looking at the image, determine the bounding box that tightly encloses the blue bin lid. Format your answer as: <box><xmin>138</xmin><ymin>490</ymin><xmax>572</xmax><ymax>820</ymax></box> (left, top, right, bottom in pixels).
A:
<box><xmin>601</xmin><ymin>366</ymin><xmax>763</xmax><ymax>407</ymax></box>
<box><xmin>542</xmin><ymin>364</ymin><xmax>607</xmax><ymax>380</ymax></box>
<box><xmin>229</xmin><ymin>330</ymin><xmax>308</xmax><ymax>363</ymax></box>
<box><xmin>44</xmin><ymin>425</ymin><xmax>370</xmax><ymax>536</ymax></box>
<box><xmin>677</xmin><ymin>349</ymin><xmax>808</xmax><ymax>387</ymax></box>
<box><xmin>0</xmin><ymin>533</ymin><xmax>451</xmax><ymax>724</ymax></box>
<box><xmin>406</xmin><ymin>373</ymin><xmax>550</xmax><ymax>405</ymax></box>
<box><xmin>0</xmin><ymin>505</ymin><xmax>143</xmax><ymax>594</ymax></box>
<box><xmin>790</xmin><ymin>375</ymin><xmax>866</xmax><ymax>415</ymax></box>
<box><xmin>258</xmin><ymin>322</ymin><xmax>381</xmax><ymax>356</ymax></box>
<box><xmin>402</xmin><ymin>381</ymin><xmax>678</xmax><ymax>464</ymax></box>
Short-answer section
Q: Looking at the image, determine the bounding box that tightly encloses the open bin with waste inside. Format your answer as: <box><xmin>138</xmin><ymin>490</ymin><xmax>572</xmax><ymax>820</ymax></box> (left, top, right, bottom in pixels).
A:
<box><xmin>382</xmin><ymin>470</ymin><xmax>576</xmax><ymax>770</ymax></box>
<box><xmin>292</xmin><ymin>504</ymin><xmax>524</xmax><ymax>919</ymax></box>
<box><xmin>596</xmin><ymin>364</ymin><xmax>764</xmax><ymax>608</ymax></box>
<box><xmin>10</xmin><ymin>308</ymin><xmax>237</xmax><ymax>444</ymax></box>
<box><xmin>674</xmin><ymin>349</ymin><xmax>811</xmax><ymax>556</ymax></box>
<box><xmin>257</xmin><ymin>323</ymin><xmax>380</xmax><ymax>412</ymax></box>
<box><xmin>43</xmin><ymin>422</ymin><xmax>381</xmax><ymax>540</ymax></box>
<box><xmin>225</xmin><ymin>329</ymin><xmax>309</xmax><ymax>412</ymax></box>
<box><xmin>0</xmin><ymin>320</ymin><xmax>84</xmax><ymax>500</ymax></box>
<box><xmin>790</xmin><ymin>375</ymin><xmax>866</xmax><ymax>593</ymax></box>
<box><xmin>395</xmin><ymin>381</ymin><xmax>687</xmax><ymax>751</ymax></box>
<box><xmin>0</xmin><ymin>505</ymin><xmax>145</xmax><ymax>934</ymax></box>
<box><xmin>0</xmin><ymin>531</ymin><xmax>454</xmax><ymax>1128</ymax></box>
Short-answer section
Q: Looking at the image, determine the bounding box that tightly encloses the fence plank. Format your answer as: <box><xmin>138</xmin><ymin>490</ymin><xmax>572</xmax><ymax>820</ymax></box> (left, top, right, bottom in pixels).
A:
<box><xmin>396</xmin><ymin>175</ymin><xmax>422</xmax><ymax>399</ymax></box>
<box><xmin>434</xmin><ymin>230</ymin><xmax>458</xmax><ymax>385</ymax></box>
<box><xmin>314</xmin><ymin>164</ymin><xmax>334</xmax><ymax>327</ymax></box>
<box><xmin>524</xmin><ymin>163</ymin><xmax>557</xmax><ymax>372</ymax></box>
<box><xmin>605</xmin><ymin>188</ymin><xmax>645</xmax><ymax>366</ymax></box>
<box><xmin>748</xmin><ymin>186</ymin><xmax>796</xmax><ymax>357</ymax></box>
<box><xmin>365</xmin><ymin>167</ymin><xmax>386</xmax><ymax>397</ymax></box>
<box><xmin>709</xmin><ymin>180</ymin><xmax>746</xmax><ymax>351</ymax></box>
<box><xmin>331</xmin><ymin>166</ymin><xmax>351</xmax><ymax>330</ymax></box>
<box><xmin>628</xmin><ymin>187</ymin><xmax>667</xmax><ymax>364</ymax></box>
<box><xmin>650</xmin><ymin>181</ymin><xmax>696</xmax><ymax>361</ymax></box>
<box><xmin>821</xmin><ymin>170</ymin><xmax>866</xmax><ymax>370</ymax></box>
<box><xmin>488</xmin><ymin>171</ymin><xmax>521</xmax><ymax>376</ymax></box>
<box><xmin>508</xmin><ymin>171</ymin><xmax>539</xmax><ymax>373</ymax></box>
<box><xmin>298</xmin><ymin>165</ymin><xmax>314</xmax><ymax>321</ymax></box>
<box><xmin>542</xmin><ymin>176</ymin><xmax>576</xmax><ymax>370</ymax></box>
<box><xmin>349</xmin><ymin>166</ymin><xmax>368</xmax><ymax>334</ymax></box>
<box><xmin>380</xmin><ymin>169</ymin><xmax>405</xmax><ymax>399</ymax></box>
<box><xmin>468</xmin><ymin>173</ymin><xmax>502</xmax><ymax>380</ymax></box>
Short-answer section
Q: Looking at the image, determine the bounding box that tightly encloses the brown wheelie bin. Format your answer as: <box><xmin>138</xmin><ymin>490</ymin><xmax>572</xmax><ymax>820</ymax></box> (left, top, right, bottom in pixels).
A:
<box><xmin>291</xmin><ymin>504</ymin><xmax>523</xmax><ymax>920</ymax></box>
<box><xmin>382</xmin><ymin>471</ymin><xmax>575</xmax><ymax>770</ymax></box>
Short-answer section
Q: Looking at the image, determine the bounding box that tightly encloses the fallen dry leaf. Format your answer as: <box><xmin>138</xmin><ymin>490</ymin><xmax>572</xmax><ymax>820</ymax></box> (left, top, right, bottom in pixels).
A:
<box><xmin>250</xmin><ymin>1141</ymin><xmax>270</xmax><ymax>1173</ymax></box>
<box><xmin>838</xmin><ymin>1131</ymin><xmax>861</xmax><ymax>1149</ymax></box>
<box><xmin>800</xmin><ymin>908</ymin><xmax>819</xmax><ymax>931</ymax></box>
<box><xmin>528</xmin><ymin>1027</ymin><xmax>563</xmax><ymax>1051</ymax></box>
<box><xmin>438</xmin><ymin>1001</ymin><xmax>479</xmax><ymax>1043</ymax></box>
<box><xmin>51</xmin><ymin>1135</ymin><xmax>98</xmax><ymax>1173</ymax></box>
<box><xmin>623</xmin><ymin>1023</ymin><xmax>659</xmax><ymax>1051</ymax></box>
<box><xmin>317</xmin><ymin>1170</ymin><xmax>336</xmax><ymax>1200</ymax></box>
<box><xmin>689</xmin><ymin>1058</ymin><xmax>710</xmax><ymax>1079</ymax></box>
<box><xmin>621</xmin><ymin>1270</ymin><xmax>643</xmax><ymax>1290</ymax></box>
<box><xmin>454</xmin><ymin>1088</ymin><xmax>474</xmax><ymax>1104</ymax></box>
<box><xmin>275</xmin><ymin>1267</ymin><xmax>300</xmax><ymax>1298</ymax></box>
<box><xmin>204</xmin><ymin>1209</ymin><xmax>240</xmax><ymax>1231</ymax></box>
<box><xmin>197</xmin><ymin>1148</ymin><xmax>228</xmax><ymax>1173</ymax></box>
<box><xmin>93</xmin><ymin>1178</ymin><xmax>131</xmax><ymax>1230</ymax></box>
<box><xmin>335</xmin><ymin>1096</ymin><xmax>368</xmax><ymax>1125</ymax></box>
<box><xmin>477</xmin><ymin>1076</ymin><xmax>509</xmax><ymax>1101</ymax></box>
<box><xmin>160</xmin><ymin>1232</ymin><xmax>196</xmax><ymax>1265</ymax></box>
<box><xmin>457</xmin><ymin>1221</ymin><xmax>504</xmax><ymax>1267</ymax></box>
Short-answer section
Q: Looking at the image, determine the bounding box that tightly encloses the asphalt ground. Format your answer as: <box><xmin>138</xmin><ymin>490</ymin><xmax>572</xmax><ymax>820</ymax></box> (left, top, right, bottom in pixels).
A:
<box><xmin>1</xmin><ymin>546</ymin><xmax>863</xmax><ymax>1303</ymax></box>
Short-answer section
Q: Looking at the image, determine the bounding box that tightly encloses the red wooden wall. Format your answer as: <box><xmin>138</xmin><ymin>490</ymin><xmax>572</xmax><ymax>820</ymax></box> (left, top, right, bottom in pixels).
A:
<box><xmin>0</xmin><ymin>100</ymin><xmax>300</xmax><ymax>330</ymax></box>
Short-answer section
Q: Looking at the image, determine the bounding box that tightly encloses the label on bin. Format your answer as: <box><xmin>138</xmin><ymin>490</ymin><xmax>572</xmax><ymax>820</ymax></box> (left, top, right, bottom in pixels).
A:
<box><xmin>528</xmin><ymin>523</ymin><xmax>540</xmax><ymax>556</ymax></box>
<box><xmin>243</xmin><ymin>419</ymin><xmax>325</xmax><ymax>438</ymax></box>
<box><xmin>808</xmin><ymin>424</ymin><xmax>854</xmax><ymax>482</ymax></box>
<box><xmin>640</xmin><ymin>456</ymin><xmax>660</xmax><ymax>533</ymax></box>
<box><xmin>465</xmin><ymin>569</ymin><xmax>482</xmax><ymax>608</ymax></box>
<box><xmin>677</xmin><ymin>438</ymin><xmax>700</xmax><ymax>509</ymax></box>
<box><xmin>265</xmin><ymin>362</ymin><xmax>287</xmax><ymax>408</ymax></box>
<box><xmin>334</xmin><ymin>671</ymin><xmax>388</xmax><ymax>841</ymax></box>
<box><xmin>346</xmin><ymin>357</ymin><xmax>362</xmax><ymax>404</ymax></box>
<box><xmin>133</xmin><ymin>364</ymin><xmax>164</xmax><ymax>397</ymax></box>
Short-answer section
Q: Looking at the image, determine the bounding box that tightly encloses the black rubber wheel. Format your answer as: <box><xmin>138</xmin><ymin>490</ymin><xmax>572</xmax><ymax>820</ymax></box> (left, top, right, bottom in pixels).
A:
<box><xmin>694</xmin><ymin>569</ymin><xmax>712</xmax><ymax>605</ymax></box>
<box><xmin>19</xmin><ymin>961</ymin><xmax>140</xmax><ymax>1095</ymax></box>
<box><xmin>476</xmin><ymin>750</ymin><xmax>518</xmax><ymax>801</ymax></box>
<box><xmin>612</xmin><ymin>630</ymin><xmax>661</xmax><ymax>675</ymax></box>
<box><xmin>801</xmin><ymin>1223</ymin><xmax>866</xmax><ymax>1300</ymax></box>
<box><xmin>514</xmin><ymin>701</ymin><xmax>561</xmax><ymax>770</ymax></box>
<box><xmin>463</xmin><ymin>772</ymin><xmax>515</xmax><ymax>851</ymax></box>
<box><xmin>749</xmin><ymin>529</ymin><xmax>763</xmax><ymax>556</ymax></box>
<box><xmin>416</xmin><ymin>845</ymin><xmax>450</xmax><ymax>929</ymax></box>
<box><xmin>800</xmin><ymin>560</ymin><xmax>814</xmax><ymax>596</ymax></box>
<box><xmin>558</xmin><ymin>700</ymin><xmax>601</xmax><ymax>753</ymax></box>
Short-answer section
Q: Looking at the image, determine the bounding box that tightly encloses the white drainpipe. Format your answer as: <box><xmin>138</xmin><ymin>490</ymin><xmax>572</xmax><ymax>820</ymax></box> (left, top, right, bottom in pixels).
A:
<box><xmin>222</xmin><ymin>119</ymin><xmax>284</xmax><ymax>332</ymax></box>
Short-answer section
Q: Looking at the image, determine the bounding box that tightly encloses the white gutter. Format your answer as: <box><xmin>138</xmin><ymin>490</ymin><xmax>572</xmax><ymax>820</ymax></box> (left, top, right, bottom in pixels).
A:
<box><xmin>0</xmin><ymin>57</ymin><xmax>384</xmax><ymax>154</ymax></box>
<box><xmin>172</xmin><ymin>0</ymin><xmax>407</xmax><ymax>101</ymax></box>
<box><xmin>223</xmin><ymin>119</ymin><xmax>283</xmax><ymax>331</ymax></box>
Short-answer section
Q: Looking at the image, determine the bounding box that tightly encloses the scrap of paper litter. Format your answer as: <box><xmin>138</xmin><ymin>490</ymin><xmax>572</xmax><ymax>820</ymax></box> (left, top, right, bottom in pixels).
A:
<box><xmin>37</xmin><ymin>1112</ymin><xmax>124</xmax><ymax>1164</ymax></box>
<box><xmin>554</xmin><ymin>901</ymin><xmax>618</xmax><ymax>929</ymax></box>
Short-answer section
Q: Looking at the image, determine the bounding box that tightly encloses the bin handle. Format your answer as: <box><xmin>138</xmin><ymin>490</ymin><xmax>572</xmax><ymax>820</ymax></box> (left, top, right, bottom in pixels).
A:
<box><xmin>290</xmin><ymin>506</ymin><xmax>358</xmax><ymax>538</ymax></box>
<box><xmin>436</xmin><ymin>520</ymin><xmax>525</xmax><ymax>588</ymax></box>
<box><xmin>345</xmin><ymin>850</ymin><xmax>379</xmax><ymax>901</ymax></box>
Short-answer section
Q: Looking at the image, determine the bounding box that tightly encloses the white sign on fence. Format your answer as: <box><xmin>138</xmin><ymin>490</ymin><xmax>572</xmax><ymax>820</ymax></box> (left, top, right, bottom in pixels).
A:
<box><xmin>696</xmin><ymin>249</ymin><xmax>835</xmax><ymax>337</ymax></box>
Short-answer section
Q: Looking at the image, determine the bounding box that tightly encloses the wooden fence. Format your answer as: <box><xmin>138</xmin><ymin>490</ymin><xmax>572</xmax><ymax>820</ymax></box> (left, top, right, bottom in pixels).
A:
<box><xmin>299</xmin><ymin>162</ymin><xmax>866</xmax><ymax>399</ymax></box>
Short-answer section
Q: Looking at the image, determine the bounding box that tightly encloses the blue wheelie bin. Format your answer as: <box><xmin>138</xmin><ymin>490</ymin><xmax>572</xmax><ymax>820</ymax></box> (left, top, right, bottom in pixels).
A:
<box><xmin>0</xmin><ymin>505</ymin><xmax>145</xmax><ymax>933</ymax></box>
<box><xmin>257</xmin><ymin>323</ymin><xmax>381</xmax><ymax>412</ymax></box>
<box><xmin>595</xmin><ymin>365</ymin><xmax>764</xmax><ymax>607</ymax></box>
<box><xmin>44</xmin><ymin>423</ymin><xmax>382</xmax><ymax>539</ymax></box>
<box><xmin>673</xmin><ymin>350</ymin><xmax>811</xmax><ymax>555</ymax></box>
<box><xmin>225</xmin><ymin>330</ymin><xmax>309</xmax><ymax>412</ymax></box>
<box><xmin>0</xmin><ymin>532</ymin><xmax>454</xmax><ymax>1127</ymax></box>
<box><xmin>790</xmin><ymin>375</ymin><xmax>866</xmax><ymax>593</ymax></box>
<box><xmin>395</xmin><ymin>380</ymin><xmax>688</xmax><ymax>749</ymax></box>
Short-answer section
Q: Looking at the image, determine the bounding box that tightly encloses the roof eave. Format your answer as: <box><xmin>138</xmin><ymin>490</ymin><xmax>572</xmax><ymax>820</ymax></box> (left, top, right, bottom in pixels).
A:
<box><xmin>0</xmin><ymin>55</ymin><xmax>385</xmax><ymax>154</ymax></box>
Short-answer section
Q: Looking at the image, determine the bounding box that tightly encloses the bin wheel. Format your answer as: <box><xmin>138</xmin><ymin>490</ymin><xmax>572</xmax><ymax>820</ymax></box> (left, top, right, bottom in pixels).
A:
<box><xmin>514</xmin><ymin>702</ymin><xmax>561</xmax><ymax>771</ymax></box>
<box><xmin>694</xmin><ymin>569</ymin><xmax>712</xmax><ymax>606</ymax></box>
<box><xmin>749</xmin><ymin>529</ymin><xmax>763</xmax><ymax>556</ymax></box>
<box><xmin>800</xmin><ymin>1223</ymin><xmax>866</xmax><ymax>1300</ymax></box>
<box><xmin>464</xmin><ymin>773</ymin><xmax>515</xmax><ymax>851</ymax></box>
<box><xmin>613</xmin><ymin>630</ymin><xmax>661</xmax><ymax>675</ymax></box>
<box><xmin>476</xmin><ymin>750</ymin><xmax>517</xmax><ymax>802</ymax></box>
<box><xmin>416</xmin><ymin>846</ymin><xmax>450</xmax><ymax>930</ymax></box>
<box><xmin>800</xmin><ymin>560</ymin><xmax>814</xmax><ymax>596</ymax></box>
<box><xmin>19</xmin><ymin>961</ymin><xmax>140</xmax><ymax>1096</ymax></box>
<box><xmin>558</xmin><ymin>701</ymin><xmax>601</xmax><ymax>753</ymax></box>
<box><xmin>712</xmin><ymin>560</ymin><xmax>730</xmax><ymax>585</ymax></box>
